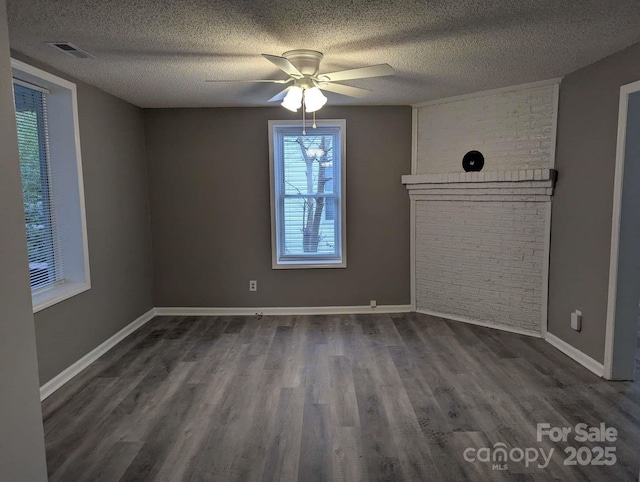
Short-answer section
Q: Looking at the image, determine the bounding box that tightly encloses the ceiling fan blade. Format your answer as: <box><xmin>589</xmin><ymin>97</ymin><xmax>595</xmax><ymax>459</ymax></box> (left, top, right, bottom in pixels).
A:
<box><xmin>267</xmin><ymin>86</ymin><xmax>292</xmax><ymax>103</ymax></box>
<box><xmin>318</xmin><ymin>83</ymin><xmax>371</xmax><ymax>98</ymax></box>
<box><xmin>205</xmin><ymin>79</ymin><xmax>289</xmax><ymax>83</ymax></box>
<box><xmin>319</xmin><ymin>64</ymin><xmax>395</xmax><ymax>82</ymax></box>
<box><xmin>262</xmin><ymin>54</ymin><xmax>303</xmax><ymax>78</ymax></box>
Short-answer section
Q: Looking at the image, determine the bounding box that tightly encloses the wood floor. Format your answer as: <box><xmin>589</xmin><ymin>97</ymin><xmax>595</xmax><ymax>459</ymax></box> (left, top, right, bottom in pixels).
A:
<box><xmin>43</xmin><ymin>313</ymin><xmax>640</xmax><ymax>481</ymax></box>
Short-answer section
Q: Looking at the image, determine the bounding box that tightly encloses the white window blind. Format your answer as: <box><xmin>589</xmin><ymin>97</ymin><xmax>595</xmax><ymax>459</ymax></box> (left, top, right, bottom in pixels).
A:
<box><xmin>13</xmin><ymin>82</ymin><xmax>62</xmax><ymax>290</ymax></box>
<box><xmin>269</xmin><ymin>120</ymin><xmax>346</xmax><ymax>268</ymax></box>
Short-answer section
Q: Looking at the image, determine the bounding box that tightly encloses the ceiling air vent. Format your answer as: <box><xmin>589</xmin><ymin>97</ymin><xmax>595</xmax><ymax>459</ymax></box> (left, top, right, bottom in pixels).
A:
<box><xmin>46</xmin><ymin>42</ymin><xmax>95</xmax><ymax>59</ymax></box>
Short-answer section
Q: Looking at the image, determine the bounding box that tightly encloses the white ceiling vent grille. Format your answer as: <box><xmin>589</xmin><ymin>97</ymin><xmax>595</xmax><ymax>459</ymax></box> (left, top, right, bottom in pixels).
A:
<box><xmin>46</xmin><ymin>42</ymin><xmax>95</xmax><ymax>59</ymax></box>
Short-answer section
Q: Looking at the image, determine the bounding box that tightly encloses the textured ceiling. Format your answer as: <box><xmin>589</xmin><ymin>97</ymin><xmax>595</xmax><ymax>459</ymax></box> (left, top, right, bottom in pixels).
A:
<box><xmin>6</xmin><ymin>0</ymin><xmax>640</xmax><ymax>108</ymax></box>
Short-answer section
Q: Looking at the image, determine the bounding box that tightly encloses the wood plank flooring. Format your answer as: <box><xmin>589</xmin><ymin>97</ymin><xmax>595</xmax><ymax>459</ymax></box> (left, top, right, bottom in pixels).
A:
<box><xmin>42</xmin><ymin>313</ymin><xmax>640</xmax><ymax>481</ymax></box>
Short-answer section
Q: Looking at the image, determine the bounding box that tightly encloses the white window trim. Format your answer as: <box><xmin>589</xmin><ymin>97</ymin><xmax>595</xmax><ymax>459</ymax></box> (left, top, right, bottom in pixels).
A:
<box><xmin>11</xmin><ymin>58</ymin><xmax>91</xmax><ymax>312</ymax></box>
<box><xmin>268</xmin><ymin>119</ymin><xmax>347</xmax><ymax>269</ymax></box>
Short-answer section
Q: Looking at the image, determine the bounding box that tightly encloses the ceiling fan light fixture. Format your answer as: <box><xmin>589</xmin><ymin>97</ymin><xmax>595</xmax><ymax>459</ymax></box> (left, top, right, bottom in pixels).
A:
<box><xmin>304</xmin><ymin>87</ymin><xmax>327</xmax><ymax>113</ymax></box>
<box><xmin>281</xmin><ymin>86</ymin><xmax>303</xmax><ymax>112</ymax></box>
<box><xmin>206</xmin><ymin>50</ymin><xmax>395</xmax><ymax>119</ymax></box>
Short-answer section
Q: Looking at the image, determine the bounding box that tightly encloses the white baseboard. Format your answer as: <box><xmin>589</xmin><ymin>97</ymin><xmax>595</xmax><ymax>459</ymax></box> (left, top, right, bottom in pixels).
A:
<box><xmin>544</xmin><ymin>332</ymin><xmax>605</xmax><ymax>377</ymax></box>
<box><xmin>416</xmin><ymin>309</ymin><xmax>543</xmax><ymax>338</ymax></box>
<box><xmin>154</xmin><ymin>305</ymin><xmax>412</xmax><ymax>317</ymax></box>
<box><xmin>39</xmin><ymin>308</ymin><xmax>157</xmax><ymax>401</ymax></box>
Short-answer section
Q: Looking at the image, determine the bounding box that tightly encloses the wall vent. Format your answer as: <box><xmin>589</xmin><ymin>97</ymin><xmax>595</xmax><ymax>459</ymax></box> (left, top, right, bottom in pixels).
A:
<box><xmin>46</xmin><ymin>42</ymin><xmax>95</xmax><ymax>59</ymax></box>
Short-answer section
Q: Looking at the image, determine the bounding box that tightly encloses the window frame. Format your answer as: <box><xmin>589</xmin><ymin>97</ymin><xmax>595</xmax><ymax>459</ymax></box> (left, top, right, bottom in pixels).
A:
<box><xmin>268</xmin><ymin>119</ymin><xmax>347</xmax><ymax>269</ymax></box>
<box><xmin>11</xmin><ymin>58</ymin><xmax>91</xmax><ymax>312</ymax></box>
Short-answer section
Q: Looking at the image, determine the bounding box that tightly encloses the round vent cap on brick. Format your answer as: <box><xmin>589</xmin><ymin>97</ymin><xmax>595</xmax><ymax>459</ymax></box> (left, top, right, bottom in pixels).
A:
<box><xmin>462</xmin><ymin>150</ymin><xmax>484</xmax><ymax>172</ymax></box>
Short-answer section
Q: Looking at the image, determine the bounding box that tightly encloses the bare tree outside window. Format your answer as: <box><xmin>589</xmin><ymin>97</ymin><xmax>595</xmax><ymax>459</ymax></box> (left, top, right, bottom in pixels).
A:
<box><xmin>285</xmin><ymin>135</ymin><xmax>333</xmax><ymax>253</ymax></box>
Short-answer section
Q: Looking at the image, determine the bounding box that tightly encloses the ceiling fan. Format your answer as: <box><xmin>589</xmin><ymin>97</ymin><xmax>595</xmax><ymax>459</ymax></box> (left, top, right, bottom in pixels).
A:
<box><xmin>206</xmin><ymin>49</ymin><xmax>395</xmax><ymax>113</ymax></box>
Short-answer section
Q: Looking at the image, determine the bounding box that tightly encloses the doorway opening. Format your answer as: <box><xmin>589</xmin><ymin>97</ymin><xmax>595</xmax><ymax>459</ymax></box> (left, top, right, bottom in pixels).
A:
<box><xmin>636</xmin><ymin>315</ymin><xmax>640</xmax><ymax>376</ymax></box>
<box><xmin>605</xmin><ymin>82</ymin><xmax>640</xmax><ymax>380</ymax></box>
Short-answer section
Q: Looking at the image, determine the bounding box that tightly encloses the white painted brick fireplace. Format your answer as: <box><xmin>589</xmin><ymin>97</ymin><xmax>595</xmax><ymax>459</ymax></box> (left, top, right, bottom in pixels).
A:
<box><xmin>404</xmin><ymin>169</ymin><xmax>556</xmax><ymax>335</ymax></box>
<box><xmin>407</xmin><ymin>79</ymin><xmax>560</xmax><ymax>336</ymax></box>
<box><xmin>415</xmin><ymin>80</ymin><xmax>559</xmax><ymax>174</ymax></box>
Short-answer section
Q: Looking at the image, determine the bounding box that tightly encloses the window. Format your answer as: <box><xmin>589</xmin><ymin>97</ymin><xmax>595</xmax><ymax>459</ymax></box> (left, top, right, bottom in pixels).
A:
<box><xmin>12</xmin><ymin>59</ymin><xmax>90</xmax><ymax>312</ymax></box>
<box><xmin>269</xmin><ymin>119</ymin><xmax>346</xmax><ymax>268</ymax></box>
<box><xmin>14</xmin><ymin>83</ymin><xmax>57</xmax><ymax>289</ymax></box>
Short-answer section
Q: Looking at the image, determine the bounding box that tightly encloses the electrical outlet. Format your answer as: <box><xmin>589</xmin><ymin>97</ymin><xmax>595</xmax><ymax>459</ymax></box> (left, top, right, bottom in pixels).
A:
<box><xmin>571</xmin><ymin>310</ymin><xmax>582</xmax><ymax>331</ymax></box>
<box><xmin>370</xmin><ymin>299</ymin><xmax>377</xmax><ymax>309</ymax></box>
<box><xmin>249</xmin><ymin>280</ymin><xmax>257</xmax><ymax>292</ymax></box>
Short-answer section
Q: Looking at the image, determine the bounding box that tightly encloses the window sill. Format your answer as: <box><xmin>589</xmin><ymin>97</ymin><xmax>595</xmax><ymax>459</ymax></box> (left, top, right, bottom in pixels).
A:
<box><xmin>32</xmin><ymin>281</ymin><xmax>90</xmax><ymax>313</ymax></box>
<box><xmin>272</xmin><ymin>260</ymin><xmax>347</xmax><ymax>269</ymax></box>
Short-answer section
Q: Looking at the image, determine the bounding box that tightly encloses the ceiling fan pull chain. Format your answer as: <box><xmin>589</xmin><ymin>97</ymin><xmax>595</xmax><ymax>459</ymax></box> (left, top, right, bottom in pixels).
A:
<box><xmin>302</xmin><ymin>98</ymin><xmax>306</xmax><ymax>135</ymax></box>
<box><xmin>312</xmin><ymin>111</ymin><xmax>317</xmax><ymax>129</ymax></box>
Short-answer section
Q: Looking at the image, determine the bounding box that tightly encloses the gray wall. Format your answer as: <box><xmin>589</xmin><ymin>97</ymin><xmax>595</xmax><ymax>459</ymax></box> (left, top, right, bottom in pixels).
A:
<box><xmin>11</xmin><ymin>55</ymin><xmax>155</xmax><ymax>384</ymax></box>
<box><xmin>145</xmin><ymin>106</ymin><xmax>411</xmax><ymax>308</ymax></box>
<box><xmin>0</xmin><ymin>0</ymin><xmax>48</xmax><ymax>478</ymax></box>
<box><xmin>548</xmin><ymin>42</ymin><xmax>640</xmax><ymax>363</ymax></box>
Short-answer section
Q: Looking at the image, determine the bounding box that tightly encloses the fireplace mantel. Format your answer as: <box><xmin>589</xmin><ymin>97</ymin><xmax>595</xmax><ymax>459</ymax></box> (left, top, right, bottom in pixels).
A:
<box><xmin>402</xmin><ymin>168</ymin><xmax>557</xmax><ymax>201</ymax></box>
